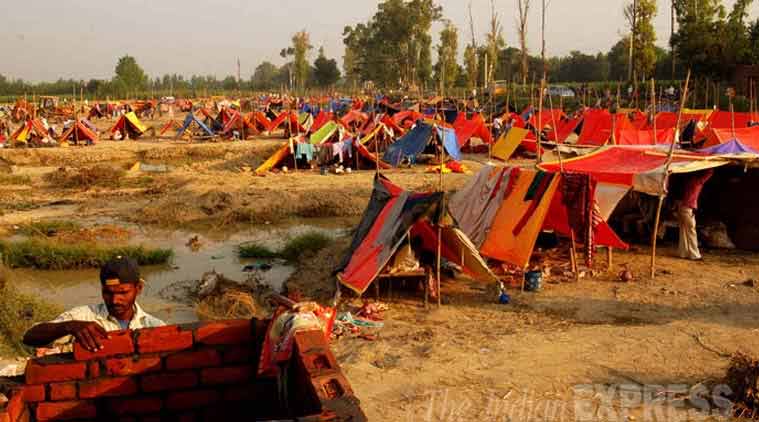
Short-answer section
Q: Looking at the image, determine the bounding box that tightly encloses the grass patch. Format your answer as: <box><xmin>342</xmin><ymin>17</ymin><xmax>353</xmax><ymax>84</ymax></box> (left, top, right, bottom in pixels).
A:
<box><xmin>238</xmin><ymin>231</ymin><xmax>333</xmax><ymax>262</ymax></box>
<box><xmin>0</xmin><ymin>174</ymin><xmax>31</xmax><ymax>185</ymax></box>
<box><xmin>17</xmin><ymin>220</ymin><xmax>81</xmax><ymax>237</ymax></box>
<box><xmin>0</xmin><ymin>239</ymin><xmax>173</xmax><ymax>270</ymax></box>
<box><xmin>0</xmin><ymin>272</ymin><xmax>62</xmax><ymax>355</ymax></box>
<box><xmin>238</xmin><ymin>243</ymin><xmax>279</xmax><ymax>259</ymax></box>
<box><xmin>280</xmin><ymin>232</ymin><xmax>333</xmax><ymax>261</ymax></box>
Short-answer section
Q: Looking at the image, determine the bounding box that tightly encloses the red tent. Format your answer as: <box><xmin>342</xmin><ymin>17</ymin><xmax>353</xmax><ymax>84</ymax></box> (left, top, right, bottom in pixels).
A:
<box><xmin>453</xmin><ymin>113</ymin><xmax>493</xmax><ymax>146</ymax></box>
<box><xmin>702</xmin><ymin>126</ymin><xmax>759</xmax><ymax>150</ymax></box>
<box><xmin>707</xmin><ymin>111</ymin><xmax>758</xmax><ymax>129</ymax></box>
<box><xmin>59</xmin><ymin>120</ymin><xmax>98</xmax><ymax>144</ymax></box>
<box><xmin>617</xmin><ymin>128</ymin><xmax>675</xmax><ymax>145</ymax></box>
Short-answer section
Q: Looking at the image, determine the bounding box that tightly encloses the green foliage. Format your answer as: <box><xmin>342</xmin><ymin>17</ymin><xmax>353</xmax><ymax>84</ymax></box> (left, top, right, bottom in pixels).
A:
<box><xmin>291</xmin><ymin>30</ymin><xmax>314</xmax><ymax>91</ymax></box>
<box><xmin>113</xmin><ymin>55</ymin><xmax>148</xmax><ymax>94</ymax></box>
<box><xmin>251</xmin><ymin>62</ymin><xmax>281</xmax><ymax>90</ymax></box>
<box><xmin>342</xmin><ymin>0</ymin><xmax>442</xmax><ymax>89</ymax></box>
<box><xmin>0</xmin><ymin>240</ymin><xmax>173</xmax><ymax>270</ymax></box>
<box><xmin>435</xmin><ymin>22</ymin><xmax>459</xmax><ymax>90</ymax></box>
<box><xmin>237</xmin><ymin>231</ymin><xmax>332</xmax><ymax>262</ymax></box>
<box><xmin>313</xmin><ymin>47</ymin><xmax>341</xmax><ymax>87</ymax></box>
<box><xmin>0</xmin><ymin>277</ymin><xmax>62</xmax><ymax>355</ymax></box>
<box><xmin>463</xmin><ymin>45</ymin><xmax>479</xmax><ymax>90</ymax></box>
<box><xmin>238</xmin><ymin>243</ymin><xmax>279</xmax><ymax>259</ymax></box>
<box><xmin>624</xmin><ymin>0</ymin><xmax>658</xmax><ymax>79</ymax></box>
<box><xmin>279</xmin><ymin>232</ymin><xmax>332</xmax><ymax>261</ymax></box>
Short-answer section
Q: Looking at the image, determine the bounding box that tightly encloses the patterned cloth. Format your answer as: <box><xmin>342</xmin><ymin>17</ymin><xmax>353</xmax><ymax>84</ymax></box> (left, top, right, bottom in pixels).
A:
<box><xmin>561</xmin><ymin>173</ymin><xmax>600</xmax><ymax>266</ymax></box>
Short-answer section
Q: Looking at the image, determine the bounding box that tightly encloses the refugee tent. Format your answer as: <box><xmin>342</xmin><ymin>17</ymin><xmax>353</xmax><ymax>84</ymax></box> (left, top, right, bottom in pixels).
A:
<box><xmin>336</xmin><ymin>174</ymin><xmax>497</xmax><ymax>295</ymax></box>
<box><xmin>110</xmin><ymin>112</ymin><xmax>147</xmax><ymax>139</ymax></box>
<box><xmin>453</xmin><ymin>113</ymin><xmax>493</xmax><ymax>147</ymax></box>
<box><xmin>701</xmin><ymin>126</ymin><xmax>759</xmax><ymax>150</ymax></box>
<box><xmin>159</xmin><ymin>120</ymin><xmax>182</xmax><ymax>136</ymax></box>
<box><xmin>450</xmin><ymin>165</ymin><xmax>628</xmax><ymax>269</ymax></box>
<box><xmin>707</xmin><ymin>111</ymin><xmax>758</xmax><ymax>129</ymax></box>
<box><xmin>10</xmin><ymin>119</ymin><xmax>50</xmax><ymax>144</ymax></box>
<box><xmin>220</xmin><ymin>110</ymin><xmax>259</xmax><ymax>139</ymax></box>
<box><xmin>699</xmin><ymin>139</ymin><xmax>759</xmax><ymax>155</ymax></box>
<box><xmin>310</xmin><ymin>111</ymin><xmax>333</xmax><ymax>133</ymax></box>
<box><xmin>248</xmin><ymin>111</ymin><xmax>272</xmax><ymax>132</ymax></box>
<box><xmin>254</xmin><ymin>121</ymin><xmax>344</xmax><ymax>174</ymax></box>
<box><xmin>528</xmin><ymin>109</ymin><xmax>566</xmax><ymax>132</ymax></box>
<box><xmin>309</xmin><ymin>121</ymin><xmax>340</xmax><ymax>144</ymax></box>
<box><xmin>577</xmin><ymin>109</ymin><xmax>629</xmax><ymax>145</ymax></box>
<box><xmin>493</xmin><ymin>127</ymin><xmax>529</xmax><ymax>161</ymax></box>
<box><xmin>268</xmin><ymin>111</ymin><xmax>307</xmax><ymax>134</ymax></box>
<box><xmin>382</xmin><ymin>122</ymin><xmax>434</xmax><ymax>166</ymax></box>
<box><xmin>175</xmin><ymin>113</ymin><xmax>214</xmax><ymax>139</ymax></box>
<box><xmin>340</xmin><ymin>110</ymin><xmax>369</xmax><ymax>128</ymax></box>
<box><xmin>617</xmin><ymin>128</ymin><xmax>675</xmax><ymax>145</ymax></box>
<box><xmin>59</xmin><ymin>119</ymin><xmax>98</xmax><ymax>145</ymax></box>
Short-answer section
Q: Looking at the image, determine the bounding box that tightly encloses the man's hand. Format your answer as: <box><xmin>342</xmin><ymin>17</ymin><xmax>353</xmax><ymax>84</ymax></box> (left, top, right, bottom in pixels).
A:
<box><xmin>66</xmin><ymin>321</ymin><xmax>109</xmax><ymax>352</ymax></box>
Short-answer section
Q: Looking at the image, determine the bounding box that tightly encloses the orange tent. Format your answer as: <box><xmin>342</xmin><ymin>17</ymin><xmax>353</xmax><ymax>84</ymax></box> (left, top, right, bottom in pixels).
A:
<box><xmin>59</xmin><ymin>120</ymin><xmax>98</xmax><ymax>145</ymax></box>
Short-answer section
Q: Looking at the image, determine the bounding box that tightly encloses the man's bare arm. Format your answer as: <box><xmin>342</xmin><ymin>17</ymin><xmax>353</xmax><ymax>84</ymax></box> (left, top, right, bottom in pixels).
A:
<box><xmin>24</xmin><ymin>321</ymin><xmax>109</xmax><ymax>352</ymax></box>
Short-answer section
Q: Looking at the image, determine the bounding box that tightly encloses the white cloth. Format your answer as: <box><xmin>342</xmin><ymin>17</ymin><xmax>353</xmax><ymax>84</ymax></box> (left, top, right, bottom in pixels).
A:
<box><xmin>677</xmin><ymin>205</ymin><xmax>701</xmax><ymax>260</ymax></box>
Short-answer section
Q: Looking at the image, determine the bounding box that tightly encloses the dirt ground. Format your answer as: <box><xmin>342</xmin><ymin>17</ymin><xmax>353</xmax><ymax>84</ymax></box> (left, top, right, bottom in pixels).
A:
<box><xmin>1</xmin><ymin>118</ymin><xmax>758</xmax><ymax>421</ymax></box>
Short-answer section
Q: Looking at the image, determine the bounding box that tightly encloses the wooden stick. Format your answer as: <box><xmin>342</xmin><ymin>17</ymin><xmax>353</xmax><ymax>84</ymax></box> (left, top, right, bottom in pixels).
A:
<box><xmin>570</xmin><ymin>229</ymin><xmax>579</xmax><ymax>282</ymax></box>
<box><xmin>607</xmin><ymin>247</ymin><xmax>613</xmax><ymax>273</ymax></box>
<box><xmin>537</xmin><ymin>78</ymin><xmax>546</xmax><ymax>164</ymax></box>
<box><xmin>436</xmin><ymin>128</ymin><xmax>445</xmax><ymax>308</ymax></box>
<box><xmin>650</xmin><ymin>69</ymin><xmax>691</xmax><ymax>279</ymax></box>
<box><xmin>651</xmin><ymin>78</ymin><xmax>657</xmax><ymax>145</ymax></box>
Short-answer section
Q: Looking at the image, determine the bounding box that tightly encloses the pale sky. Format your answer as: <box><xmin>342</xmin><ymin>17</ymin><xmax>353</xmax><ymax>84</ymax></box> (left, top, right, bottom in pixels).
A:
<box><xmin>1</xmin><ymin>0</ymin><xmax>757</xmax><ymax>82</ymax></box>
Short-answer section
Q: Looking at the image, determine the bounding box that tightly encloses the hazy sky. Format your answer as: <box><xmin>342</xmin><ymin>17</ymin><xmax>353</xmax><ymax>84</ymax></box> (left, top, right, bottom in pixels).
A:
<box><xmin>1</xmin><ymin>0</ymin><xmax>757</xmax><ymax>82</ymax></box>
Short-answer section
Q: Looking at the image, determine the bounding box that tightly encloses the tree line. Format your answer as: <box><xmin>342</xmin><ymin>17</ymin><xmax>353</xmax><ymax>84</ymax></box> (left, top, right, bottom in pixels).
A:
<box><xmin>2</xmin><ymin>0</ymin><xmax>758</xmax><ymax>99</ymax></box>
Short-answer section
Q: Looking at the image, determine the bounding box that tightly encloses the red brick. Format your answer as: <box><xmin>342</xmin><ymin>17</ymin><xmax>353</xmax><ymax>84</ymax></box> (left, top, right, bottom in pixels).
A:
<box><xmin>105</xmin><ymin>356</ymin><xmax>162</xmax><ymax>377</ymax></box>
<box><xmin>25</xmin><ymin>359</ymin><xmax>87</xmax><ymax>384</ymax></box>
<box><xmin>136</xmin><ymin>326</ymin><xmax>193</xmax><ymax>353</ymax></box>
<box><xmin>195</xmin><ymin>320</ymin><xmax>252</xmax><ymax>345</ymax></box>
<box><xmin>200</xmin><ymin>365</ymin><xmax>252</xmax><ymax>386</ymax></box>
<box><xmin>49</xmin><ymin>382</ymin><xmax>78</xmax><ymax>401</ymax></box>
<box><xmin>5</xmin><ymin>392</ymin><xmax>23</xmax><ymax>422</ymax></box>
<box><xmin>165</xmin><ymin>390</ymin><xmax>219</xmax><ymax>411</ymax></box>
<box><xmin>87</xmin><ymin>361</ymin><xmax>101</xmax><ymax>379</ymax></box>
<box><xmin>73</xmin><ymin>330</ymin><xmax>134</xmax><ymax>361</ymax></box>
<box><xmin>141</xmin><ymin>371</ymin><xmax>198</xmax><ymax>392</ymax></box>
<box><xmin>22</xmin><ymin>384</ymin><xmax>45</xmax><ymax>402</ymax></box>
<box><xmin>297</xmin><ymin>351</ymin><xmax>339</xmax><ymax>377</ymax></box>
<box><xmin>107</xmin><ymin>397</ymin><xmax>163</xmax><ymax>415</ymax></box>
<box><xmin>79</xmin><ymin>377</ymin><xmax>137</xmax><ymax>399</ymax></box>
<box><xmin>293</xmin><ymin>329</ymin><xmax>329</xmax><ymax>355</ymax></box>
<box><xmin>36</xmin><ymin>400</ymin><xmax>96</xmax><ymax>421</ymax></box>
<box><xmin>221</xmin><ymin>346</ymin><xmax>253</xmax><ymax>364</ymax></box>
<box><xmin>165</xmin><ymin>349</ymin><xmax>221</xmax><ymax>371</ymax></box>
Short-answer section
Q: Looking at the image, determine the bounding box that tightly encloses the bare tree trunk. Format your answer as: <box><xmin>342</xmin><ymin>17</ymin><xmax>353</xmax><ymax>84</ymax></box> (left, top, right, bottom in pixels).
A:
<box><xmin>671</xmin><ymin>0</ymin><xmax>676</xmax><ymax>80</ymax></box>
<box><xmin>517</xmin><ymin>0</ymin><xmax>531</xmax><ymax>86</ymax></box>
<box><xmin>541</xmin><ymin>0</ymin><xmax>547</xmax><ymax>75</ymax></box>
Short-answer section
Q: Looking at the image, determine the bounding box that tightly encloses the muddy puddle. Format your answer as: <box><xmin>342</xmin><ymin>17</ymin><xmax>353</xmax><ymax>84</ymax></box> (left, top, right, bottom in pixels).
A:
<box><xmin>9</xmin><ymin>219</ymin><xmax>351</xmax><ymax>325</ymax></box>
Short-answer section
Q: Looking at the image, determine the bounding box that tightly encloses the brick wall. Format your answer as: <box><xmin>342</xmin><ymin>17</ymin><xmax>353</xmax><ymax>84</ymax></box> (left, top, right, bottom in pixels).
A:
<box><xmin>0</xmin><ymin>318</ymin><xmax>366</xmax><ymax>422</ymax></box>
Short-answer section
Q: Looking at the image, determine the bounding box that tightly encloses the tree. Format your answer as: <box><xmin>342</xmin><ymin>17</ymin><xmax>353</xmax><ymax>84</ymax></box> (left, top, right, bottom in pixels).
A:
<box><xmin>516</xmin><ymin>0</ymin><xmax>531</xmax><ymax>84</ymax></box>
<box><xmin>291</xmin><ymin>30</ymin><xmax>313</xmax><ymax>91</ymax></box>
<box><xmin>435</xmin><ymin>21</ymin><xmax>459</xmax><ymax>91</ymax></box>
<box><xmin>624</xmin><ymin>0</ymin><xmax>657</xmax><ymax>81</ymax></box>
<box><xmin>113</xmin><ymin>55</ymin><xmax>148</xmax><ymax>93</ymax></box>
<box><xmin>341</xmin><ymin>0</ymin><xmax>442</xmax><ymax>89</ymax></box>
<box><xmin>464</xmin><ymin>45</ymin><xmax>479</xmax><ymax>91</ymax></box>
<box><xmin>251</xmin><ymin>62</ymin><xmax>280</xmax><ymax>90</ymax></box>
<box><xmin>313</xmin><ymin>47</ymin><xmax>341</xmax><ymax>87</ymax></box>
<box><xmin>485</xmin><ymin>0</ymin><xmax>505</xmax><ymax>85</ymax></box>
<box><xmin>670</xmin><ymin>0</ymin><xmax>726</xmax><ymax>78</ymax></box>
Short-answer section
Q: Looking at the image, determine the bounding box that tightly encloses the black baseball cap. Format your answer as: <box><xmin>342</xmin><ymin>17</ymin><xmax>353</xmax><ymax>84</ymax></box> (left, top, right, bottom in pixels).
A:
<box><xmin>100</xmin><ymin>256</ymin><xmax>141</xmax><ymax>286</ymax></box>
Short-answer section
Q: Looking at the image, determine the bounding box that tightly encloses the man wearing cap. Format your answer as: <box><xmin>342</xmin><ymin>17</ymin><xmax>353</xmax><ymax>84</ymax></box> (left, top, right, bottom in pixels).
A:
<box><xmin>24</xmin><ymin>256</ymin><xmax>165</xmax><ymax>353</ymax></box>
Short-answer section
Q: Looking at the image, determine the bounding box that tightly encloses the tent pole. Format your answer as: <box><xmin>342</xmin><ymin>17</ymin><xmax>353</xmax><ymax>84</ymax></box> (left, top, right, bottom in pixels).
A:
<box><xmin>547</xmin><ymin>88</ymin><xmax>562</xmax><ymax>170</ymax></box>
<box><xmin>650</xmin><ymin>69</ymin><xmax>691</xmax><ymax>279</ymax></box>
<box><xmin>536</xmin><ymin>78</ymin><xmax>545</xmax><ymax>164</ymax></box>
<box><xmin>436</xmin><ymin>128</ymin><xmax>445</xmax><ymax>308</ymax></box>
<box><xmin>651</xmin><ymin>78</ymin><xmax>657</xmax><ymax>145</ymax></box>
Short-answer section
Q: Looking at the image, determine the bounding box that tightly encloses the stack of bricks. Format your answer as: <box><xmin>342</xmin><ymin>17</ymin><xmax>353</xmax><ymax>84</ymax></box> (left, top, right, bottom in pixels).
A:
<box><xmin>0</xmin><ymin>318</ymin><xmax>366</xmax><ymax>422</ymax></box>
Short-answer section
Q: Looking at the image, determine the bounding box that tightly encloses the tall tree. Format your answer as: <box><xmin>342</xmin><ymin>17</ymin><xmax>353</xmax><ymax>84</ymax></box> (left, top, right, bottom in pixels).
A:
<box><xmin>251</xmin><ymin>62</ymin><xmax>280</xmax><ymax>90</ymax></box>
<box><xmin>464</xmin><ymin>45</ymin><xmax>479</xmax><ymax>91</ymax></box>
<box><xmin>485</xmin><ymin>0</ymin><xmax>505</xmax><ymax>85</ymax></box>
<box><xmin>113</xmin><ymin>55</ymin><xmax>148</xmax><ymax>93</ymax></box>
<box><xmin>436</xmin><ymin>21</ymin><xmax>459</xmax><ymax>91</ymax></box>
<box><xmin>670</xmin><ymin>0</ymin><xmax>726</xmax><ymax>78</ymax></box>
<box><xmin>516</xmin><ymin>0</ymin><xmax>531</xmax><ymax>85</ymax></box>
<box><xmin>313</xmin><ymin>47</ymin><xmax>341</xmax><ymax>87</ymax></box>
<box><xmin>625</xmin><ymin>0</ymin><xmax>658</xmax><ymax>81</ymax></box>
<box><xmin>291</xmin><ymin>30</ymin><xmax>313</xmax><ymax>91</ymax></box>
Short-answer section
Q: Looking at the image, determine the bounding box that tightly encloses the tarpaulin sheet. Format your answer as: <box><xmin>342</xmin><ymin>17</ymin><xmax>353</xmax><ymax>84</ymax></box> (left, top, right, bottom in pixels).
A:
<box><xmin>698</xmin><ymin>138</ymin><xmax>759</xmax><ymax>155</ymax></box>
<box><xmin>436</xmin><ymin>126</ymin><xmax>461</xmax><ymax>161</ymax></box>
<box><xmin>177</xmin><ymin>113</ymin><xmax>214</xmax><ymax>137</ymax></box>
<box><xmin>382</xmin><ymin>123</ymin><xmax>432</xmax><ymax>167</ymax></box>
<box><xmin>480</xmin><ymin>169</ymin><xmax>560</xmax><ymax>268</ymax></box>
<box><xmin>310</xmin><ymin>121</ymin><xmax>339</xmax><ymax>144</ymax></box>
<box><xmin>60</xmin><ymin>120</ymin><xmax>98</xmax><ymax>143</ymax></box>
<box><xmin>453</xmin><ymin>113</ymin><xmax>493</xmax><ymax>146</ymax></box>
<box><xmin>702</xmin><ymin>126</ymin><xmax>759</xmax><ymax>149</ymax></box>
<box><xmin>528</xmin><ymin>109</ymin><xmax>566</xmax><ymax>131</ymax></box>
<box><xmin>124</xmin><ymin>112</ymin><xmax>148</xmax><ymax>133</ymax></box>
<box><xmin>617</xmin><ymin>128</ymin><xmax>675</xmax><ymax>145</ymax></box>
<box><xmin>336</xmin><ymin>175</ymin><xmax>442</xmax><ymax>294</ymax></box>
<box><xmin>255</xmin><ymin>143</ymin><xmax>290</xmax><ymax>174</ymax></box>
<box><xmin>493</xmin><ymin>127</ymin><xmax>528</xmax><ymax>161</ymax></box>
<box><xmin>707</xmin><ymin>111</ymin><xmax>758</xmax><ymax>129</ymax></box>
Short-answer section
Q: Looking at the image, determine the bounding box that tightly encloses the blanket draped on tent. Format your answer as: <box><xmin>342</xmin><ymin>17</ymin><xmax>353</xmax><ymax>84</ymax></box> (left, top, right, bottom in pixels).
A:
<box><xmin>382</xmin><ymin>122</ymin><xmax>433</xmax><ymax>167</ymax></box>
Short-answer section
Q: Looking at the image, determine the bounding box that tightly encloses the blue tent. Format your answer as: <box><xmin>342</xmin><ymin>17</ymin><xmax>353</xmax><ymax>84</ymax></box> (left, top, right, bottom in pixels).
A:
<box><xmin>436</xmin><ymin>126</ymin><xmax>462</xmax><ymax>161</ymax></box>
<box><xmin>383</xmin><ymin>122</ymin><xmax>433</xmax><ymax>167</ymax></box>
<box><xmin>699</xmin><ymin>139</ymin><xmax>759</xmax><ymax>155</ymax></box>
<box><xmin>176</xmin><ymin>113</ymin><xmax>214</xmax><ymax>138</ymax></box>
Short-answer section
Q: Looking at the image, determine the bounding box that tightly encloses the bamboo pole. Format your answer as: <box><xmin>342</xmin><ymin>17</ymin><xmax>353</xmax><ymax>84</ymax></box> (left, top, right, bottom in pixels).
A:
<box><xmin>650</xmin><ymin>69</ymin><xmax>691</xmax><ymax>279</ymax></box>
<box><xmin>436</xmin><ymin>127</ymin><xmax>445</xmax><ymax>308</ymax></box>
<box><xmin>651</xmin><ymin>78</ymin><xmax>657</xmax><ymax>145</ymax></box>
<box><xmin>537</xmin><ymin>78</ymin><xmax>545</xmax><ymax>164</ymax></box>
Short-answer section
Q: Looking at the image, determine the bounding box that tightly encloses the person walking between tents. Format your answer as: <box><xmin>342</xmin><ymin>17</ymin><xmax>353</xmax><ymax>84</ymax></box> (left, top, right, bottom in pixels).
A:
<box><xmin>671</xmin><ymin>169</ymin><xmax>714</xmax><ymax>260</ymax></box>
